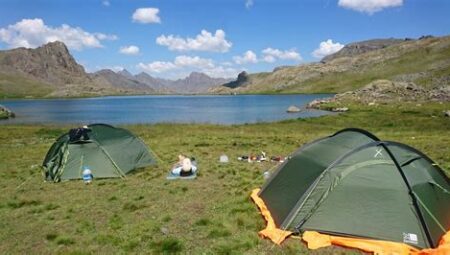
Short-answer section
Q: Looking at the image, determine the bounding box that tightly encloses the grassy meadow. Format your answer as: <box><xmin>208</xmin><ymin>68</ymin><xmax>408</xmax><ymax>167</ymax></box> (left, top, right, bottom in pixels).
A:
<box><xmin>0</xmin><ymin>102</ymin><xmax>449</xmax><ymax>254</ymax></box>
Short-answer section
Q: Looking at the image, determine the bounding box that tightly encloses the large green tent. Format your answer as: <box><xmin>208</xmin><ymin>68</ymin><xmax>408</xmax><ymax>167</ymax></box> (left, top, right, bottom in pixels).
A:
<box><xmin>258</xmin><ymin>128</ymin><xmax>449</xmax><ymax>249</ymax></box>
<box><xmin>43</xmin><ymin>124</ymin><xmax>156</xmax><ymax>182</ymax></box>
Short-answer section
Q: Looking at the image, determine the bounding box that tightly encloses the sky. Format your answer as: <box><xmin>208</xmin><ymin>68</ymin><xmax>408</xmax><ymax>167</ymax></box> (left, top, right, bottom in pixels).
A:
<box><xmin>0</xmin><ymin>0</ymin><xmax>449</xmax><ymax>79</ymax></box>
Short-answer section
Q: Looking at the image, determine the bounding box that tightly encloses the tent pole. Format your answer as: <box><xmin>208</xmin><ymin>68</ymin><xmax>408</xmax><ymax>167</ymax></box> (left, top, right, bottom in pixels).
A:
<box><xmin>381</xmin><ymin>143</ymin><xmax>434</xmax><ymax>248</ymax></box>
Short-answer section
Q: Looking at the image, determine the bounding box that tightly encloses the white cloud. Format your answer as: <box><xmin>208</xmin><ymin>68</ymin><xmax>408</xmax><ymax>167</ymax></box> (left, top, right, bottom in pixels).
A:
<box><xmin>338</xmin><ymin>0</ymin><xmax>403</xmax><ymax>14</ymax></box>
<box><xmin>119</xmin><ymin>45</ymin><xmax>140</xmax><ymax>55</ymax></box>
<box><xmin>174</xmin><ymin>55</ymin><xmax>214</xmax><ymax>68</ymax></box>
<box><xmin>245</xmin><ymin>0</ymin><xmax>254</xmax><ymax>9</ymax></box>
<box><xmin>262</xmin><ymin>48</ymin><xmax>302</xmax><ymax>62</ymax></box>
<box><xmin>137</xmin><ymin>61</ymin><xmax>176</xmax><ymax>73</ymax></box>
<box><xmin>95</xmin><ymin>33</ymin><xmax>118</xmax><ymax>40</ymax></box>
<box><xmin>132</xmin><ymin>8</ymin><xmax>161</xmax><ymax>24</ymax></box>
<box><xmin>233</xmin><ymin>50</ymin><xmax>258</xmax><ymax>64</ymax></box>
<box><xmin>156</xmin><ymin>29</ymin><xmax>232</xmax><ymax>52</ymax></box>
<box><xmin>0</xmin><ymin>18</ymin><xmax>117</xmax><ymax>50</ymax></box>
<box><xmin>203</xmin><ymin>66</ymin><xmax>241</xmax><ymax>78</ymax></box>
<box><xmin>137</xmin><ymin>55</ymin><xmax>239</xmax><ymax>78</ymax></box>
<box><xmin>312</xmin><ymin>39</ymin><xmax>344</xmax><ymax>58</ymax></box>
<box><xmin>102</xmin><ymin>0</ymin><xmax>110</xmax><ymax>7</ymax></box>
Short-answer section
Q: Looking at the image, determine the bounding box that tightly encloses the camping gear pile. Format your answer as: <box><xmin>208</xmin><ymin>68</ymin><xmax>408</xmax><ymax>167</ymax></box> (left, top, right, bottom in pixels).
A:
<box><xmin>238</xmin><ymin>151</ymin><xmax>267</xmax><ymax>162</ymax></box>
<box><xmin>251</xmin><ymin>128</ymin><xmax>450</xmax><ymax>254</ymax></box>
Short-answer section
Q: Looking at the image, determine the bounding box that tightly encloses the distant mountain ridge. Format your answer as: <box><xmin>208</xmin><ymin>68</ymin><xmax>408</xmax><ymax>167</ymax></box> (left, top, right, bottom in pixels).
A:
<box><xmin>93</xmin><ymin>69</ymin><xmax>232</xmax><ymax>94</ymax></box>
<box><xmin>0</xmin><ymin>41</ymin><xmax>232</xmax><ymax>98</ymax></box>
<box><xmin>321</xmin><ymin>38</ymin><xmax>407</xmax><ymax>63</ymax></box>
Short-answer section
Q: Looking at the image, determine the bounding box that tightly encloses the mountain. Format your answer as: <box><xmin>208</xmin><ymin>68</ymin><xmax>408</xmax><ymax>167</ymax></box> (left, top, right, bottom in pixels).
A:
<box><xmin>167</xmin><ymin>72</ymin><xmax>232</xmax><ymax>93</ymax></box>
<box><xmin>117</xmin><ymin>69</ymin><xmax>134</xmax><ymax>79</ymax></box>
<box><xmin>90</xmin><ymin>69</ymin><xmax>154</xmax><ymax>93</ymax></box>
<box><xmin>0</xmin><ymin>41</ymin><xmax>153</xmax><ymax>97</ymax></box>
<box><xmin>217</xmin><ymin>35</ymin><xmax>450</xmax><ymax>94</ymax></box>
<box><xmin>134</xmin><ymin>72</ymin><xmax>172</xmax><ymax>92</ymax></box>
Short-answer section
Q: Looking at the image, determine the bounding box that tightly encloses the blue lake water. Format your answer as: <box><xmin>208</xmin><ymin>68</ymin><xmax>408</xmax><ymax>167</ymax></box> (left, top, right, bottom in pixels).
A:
<box><xmin>0</xmin><ymin>94</ymin><xmax>333</xmax><ymax>125</ymax></box>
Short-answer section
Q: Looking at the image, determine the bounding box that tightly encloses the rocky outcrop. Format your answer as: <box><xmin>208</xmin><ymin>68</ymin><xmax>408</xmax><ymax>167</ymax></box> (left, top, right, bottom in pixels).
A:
<box><xmin>307</xmin><ymin>80</ymin><xmax>450</xmax><ymax>111</ymax></box>
<box><xmin>0</xmin><ymin>105</ymin><xmax>15</xmax><ymax>119</ymax></box>
<box><xmin>222</xmin><ymin>71</ymin><xmax>249</xmax><ymax>89</ymax></box>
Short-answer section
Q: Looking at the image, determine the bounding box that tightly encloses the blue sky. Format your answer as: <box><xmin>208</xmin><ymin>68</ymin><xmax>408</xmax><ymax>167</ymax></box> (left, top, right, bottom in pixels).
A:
<box><xmin>0</xmin><ymin>0</ymin><xmax>449</xmax><ymax>79</ymax></box>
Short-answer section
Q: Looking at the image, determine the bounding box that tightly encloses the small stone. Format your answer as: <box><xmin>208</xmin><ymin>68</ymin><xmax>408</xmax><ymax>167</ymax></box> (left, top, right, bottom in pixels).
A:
<box><xmin>444</xmin><ymin>110</ymin><xmax>450</xmax><ymax>117</ymax></box>
<box><xmin>286</xmin><ymin>105</ymin><xmax>301</xmax><ymax>113</ymax></box>
<box><xmin>160</xmin><ymin>227</ymin><xmax>169</xmax><ymax>235</ymax></box>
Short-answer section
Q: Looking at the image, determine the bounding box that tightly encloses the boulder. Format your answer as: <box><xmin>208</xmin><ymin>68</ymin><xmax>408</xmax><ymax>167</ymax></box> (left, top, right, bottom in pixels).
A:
<box><xmin>332</xmin><ymin>107</ymin><xmax>349</xmax><ymax>112</ymax></box>
<box><xmin>0</xmin><ymin>105</ymin><xmax>15</xmax><ymax>119</ymax></box>
<box><xmin>286</xmin><ymin>105</ymin><xmax>301</xmax><ymax>113</ymax></box>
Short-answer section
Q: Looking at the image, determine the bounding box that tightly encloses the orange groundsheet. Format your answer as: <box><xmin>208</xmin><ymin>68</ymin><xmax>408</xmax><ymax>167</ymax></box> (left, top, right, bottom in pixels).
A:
<box><xmin>251</xmin><ymin>188</ymin><xmax>450</xmax><ymax>255</ymax></box>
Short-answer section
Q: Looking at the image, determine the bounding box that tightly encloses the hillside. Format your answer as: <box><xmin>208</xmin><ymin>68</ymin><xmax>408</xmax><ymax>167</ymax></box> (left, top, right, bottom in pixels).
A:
<box><xmin>216</xmin><ymin>35</ymin><xmax>450</xmax><ymax>94</ymax></box>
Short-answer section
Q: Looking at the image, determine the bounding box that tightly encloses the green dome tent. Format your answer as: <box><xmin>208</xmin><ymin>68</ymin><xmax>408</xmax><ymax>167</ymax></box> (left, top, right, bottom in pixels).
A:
<box><xmin>43</xmin><ymin>124</ymin><xmax>157</xmax><ymax>182</ymax></box>
<box><xmin>255</xmin><ymin>128</ymin><xmax>449</xmax><ymax>249</ymax></box>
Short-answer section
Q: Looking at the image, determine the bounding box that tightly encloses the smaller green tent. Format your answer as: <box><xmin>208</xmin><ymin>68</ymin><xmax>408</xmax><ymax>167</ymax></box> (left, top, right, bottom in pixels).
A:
<box><xmin>43</xmin><ymin>124</ymin><xmax>156</xmax><ymax>182</ymax></box>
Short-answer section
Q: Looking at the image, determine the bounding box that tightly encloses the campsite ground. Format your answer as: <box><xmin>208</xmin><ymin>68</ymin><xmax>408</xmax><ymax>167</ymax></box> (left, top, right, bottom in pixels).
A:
<box><xmin>0</xmin><ymin>102</ymin><xmax>449</xmax><ymax>254</ymax></box>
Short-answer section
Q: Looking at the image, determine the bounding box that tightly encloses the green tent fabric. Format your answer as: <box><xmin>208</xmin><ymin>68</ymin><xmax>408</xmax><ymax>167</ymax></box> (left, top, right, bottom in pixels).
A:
<box><xmin>259</xmin><ymin>128</ymin><xmax>449</xmax><ymax>249</ymax></box>
<box><xmin>43</xmin><ymin>124</ymin><xmax>157</xmax><ymax>182</ymax></box>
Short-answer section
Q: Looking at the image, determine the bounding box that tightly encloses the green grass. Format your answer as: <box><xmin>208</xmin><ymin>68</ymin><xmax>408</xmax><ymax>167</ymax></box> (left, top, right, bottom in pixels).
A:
<box><xmin>0</xmin><ymin>102</ymin><xmax>449</xmax><ymax>254</ymax></box>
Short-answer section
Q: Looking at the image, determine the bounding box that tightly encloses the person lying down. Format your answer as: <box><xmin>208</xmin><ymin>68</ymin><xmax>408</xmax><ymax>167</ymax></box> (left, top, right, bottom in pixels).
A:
<box><xmin>171</xmin><ymin>157</ymin><xmax>197</xmax><ymax>177</ymax></box>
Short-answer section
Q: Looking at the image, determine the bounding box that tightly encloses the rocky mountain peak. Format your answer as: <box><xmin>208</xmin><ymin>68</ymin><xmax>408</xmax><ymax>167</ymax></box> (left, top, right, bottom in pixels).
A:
<box><xmin>40</xmin><ymin>41</ymin><xmax>69</xmax><ymax>52</ymax></box>
<box><xmin>117</xmin><ymin>69</ymin><xmax>134</xmax><ymax>79</ymax></box>
<box><xmin>0</xmin><ymin>41</ymin><xmax>86</xmax><ymax>84</ymax></box>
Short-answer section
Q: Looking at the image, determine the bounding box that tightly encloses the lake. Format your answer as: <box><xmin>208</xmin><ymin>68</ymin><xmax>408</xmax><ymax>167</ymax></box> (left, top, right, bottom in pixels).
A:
<box><xmin>0</xmin><ymin>94</ymin><xmax>333</xmax><ymax>125</ymax></box>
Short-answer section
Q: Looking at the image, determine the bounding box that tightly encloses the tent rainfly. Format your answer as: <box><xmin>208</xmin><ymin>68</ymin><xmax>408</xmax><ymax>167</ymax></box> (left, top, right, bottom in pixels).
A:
<box><xmin>43</xmin><ymin>124</ymin><xmax>156</xmax><ymax>182</ymax></box>
<box><xmin>252</xmin><ymin>128</ymin><xmax>449</xmax><ymax>252</ymax></box>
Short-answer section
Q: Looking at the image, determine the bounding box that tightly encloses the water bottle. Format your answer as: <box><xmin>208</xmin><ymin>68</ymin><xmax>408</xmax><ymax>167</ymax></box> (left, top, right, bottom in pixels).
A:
<box><xmin>82</xmin><ymin>167</ymin><xmax>93</xmax><ymax>184</ymax></box>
